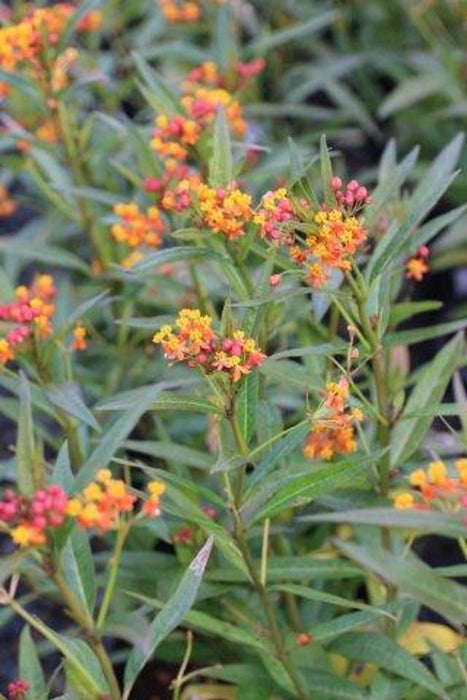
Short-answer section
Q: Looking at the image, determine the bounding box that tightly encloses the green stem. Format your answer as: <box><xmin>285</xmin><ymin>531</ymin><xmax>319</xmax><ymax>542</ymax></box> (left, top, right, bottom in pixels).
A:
<box><xmin>51</xmin><ymin>566</ymin><xmax>121</xmax><ymax>699</ymax></box>
<box><xmin>55</xmin><ymin>101</ymin><xmax>102</xmax><ymax>260</ymax></box>
<box><xmin>226</xmin><ymin>413</ymin><xmax>308</xmax><ymax>699</ymax></box>
<box><xmin>97</xmin><ymin>520</ymin><xmax>132</xmax><ymax>630</ymax></box>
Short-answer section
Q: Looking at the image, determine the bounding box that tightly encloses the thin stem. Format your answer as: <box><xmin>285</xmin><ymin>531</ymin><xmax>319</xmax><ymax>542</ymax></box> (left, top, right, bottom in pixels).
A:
<box><xmin>97</xmin><ymin>520</ymin><xmax>132</xmax><ymax>630</ymax></box>
<box><xmin>260</xmin><ymin>518</ymin><xmax>270</xmax><ymax>587</ymax></box>
<box><xmin>51</xmin><ymin>566</ymin><xmax>121</xmax><ymax>699</ymax></box>
<box><xmin>172</xmin><ymin>631</ymin><xmax>193</xmax><ymax>700</ymax></box>
<box><xmin>226</xmin><ymin>414</ymin><xmax>308</xmax><ymax>699</ymax></box>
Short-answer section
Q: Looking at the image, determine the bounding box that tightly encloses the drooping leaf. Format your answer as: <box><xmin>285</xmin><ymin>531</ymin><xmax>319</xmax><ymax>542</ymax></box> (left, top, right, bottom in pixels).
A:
<box><xmin>123</xmin><ymin>538</ymin><xmax>214</xmax><ymax>699</ymax></box>
<box><xmin>335</xmin><ymin>539</ymin><xmax>467</xmax><ymax>626</ymax></box>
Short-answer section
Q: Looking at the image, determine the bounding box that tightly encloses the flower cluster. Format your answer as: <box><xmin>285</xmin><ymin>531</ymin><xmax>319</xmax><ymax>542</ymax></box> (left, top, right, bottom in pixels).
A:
<box><xmin>405</xmin><ymin>245</ymin><xmax>430</xmax><ymax>282</ymax></box>
<box><xmin>111</xmin><ymin>202</ymin><xmax>165</xmax><ymax>267</ymax></box>
<box><xmin>158</xmin><ymin>0</ymin><xmax>224</xmax><ymax>24</ymax></box>
<box><xmin>0</xmin><ymin>485</ymin><xmax>68</xmax><ymax>547</ymax></box>
<box><xmin>153</xmin><ymin>309</ymin><xmax>266</xmax><ymax>382</ymax></box>
<box><xmin>72</xmin><ymin>324</ymin><xmax>87</xmax><ymax>351</ymax></box>
<box><xmin>0</xmin><ymin>185</ymin><xmax>17</xmax><ymax>218</ymax></box>
<box><xmin>66</xmin><ymin>470</ymin><xmax>165</xmax><ymax>531</ymax></box>
<box><xmin>0</xmin><ymin>274</ymin><xmax>56</xmax><ymax>367</ymax></box>
<box><xmin>254</xmin><ymin>179</ymin><xmax>370</xmax><ymax>289</ymax></box>
<box><xmin>331</xmin><ymin>176</ymin><xmax>371</xmax><ymax>212</ymax></box>
<box><xmin>304</xmin><ymin>378</ymin><xmax>363</xmax><ymax>460</ymax></box>
<box><xmin>0</xmin><ymin>4</ymin><xmax>101</xmax><ymax>98</ymax></box>
<box><xmin>191</xmin><ymin>182</ymin><xmax>253</xmax><ymax>239</ymax></box>
<box><xmin>254</xmin><ymin>188</ymin><xmax>296</xmax><ymax>244</ymax></box>
<box><xmin>393</xmin><ymin>459</ymin><xmax>467</xmax><ymax>511</ymax></box>
<box><xmin>302</xmin><ymin>208</ymin><xmax>368</xmax><ymax>288</ymax></box>
<box><xmin>7</xmin><ymin>680</ymin><xmax>30</xmax><ymax>700</ymax></box>
<box><xmin>183</xmin><ymin>58</ymin><xmax>265</xmax><ymax>96</ymax></box>
<box><xmin>158</xmin><ymin>0</ymin><xmax>202</xmax><ymax>23</ymax></box>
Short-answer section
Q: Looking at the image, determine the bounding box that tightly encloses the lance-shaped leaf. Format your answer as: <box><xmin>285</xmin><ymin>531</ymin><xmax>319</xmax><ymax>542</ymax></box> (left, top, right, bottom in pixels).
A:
<box><xmin>330</xmin><ymin>632</ymin><xmax>445</xmax><ymax>697</ymax></box>
<box><xmin>17</xmin><ymin>373</ymin><xmax>36</xmax><ymax>496</ymax></box>
<box><xmin>74</xmin><ymin>384</ymin><xmax>163</xmax><ymax>489</ymax></box>
<box><xmin>45</xmin><ymin>382</ymin><xmax>100</xmax><ymax>432</ymax></box>
<box><xmin>367</xmin><ymin>133</ymin><xmax>464</xmax><ymax>282</ymax></box>
<box><xmin>123</xmin><ymin>538</ymin><xmax>213</xmax><ymax>699</ymax></box>
<box><xmin>335</xmin><ymin>539</ymin><xmax>467</xmax><ymax>627</ymax></box>
<box><xmin>390</xmin><ymin>332</ymin><xmax>464</xmax><ymax>465</ymax></box>
<box><xmin>19</xmin><ymin>627</ymin><xmax>47</xmax><ymax>700</ymax></box>
<box><xmin>209</xmin><ymin>108</ymin><xmax>233</xmax><ymax>187</ymax></box>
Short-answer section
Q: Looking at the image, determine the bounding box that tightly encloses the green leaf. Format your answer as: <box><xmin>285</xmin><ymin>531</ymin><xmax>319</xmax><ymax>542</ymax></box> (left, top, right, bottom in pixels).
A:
<box><xmin>320</xmin><ymin>133</ymin><xmax>334</xmax><ymax>203</ymax></box>
<box><xmin>17</xmin><ymin>373</ymin><xmax>36</xmax><ymax>496</ymax></box>
<box><xmin>130</xmin><ymin>246</ymin><xmax>230</xmax><ymax>274</ymax></box>
<box><xmin>61</xmin><ymin>529</ymin><xmax>96</xmax><ymax>615</ymax></box>
<box><xmin>367</xmin><ymin>133</ymin><xmax>464</xmax><ymax>282</ymax></box>
<box><xmin>45</xmin><ymin>382</ymin><xmax>100</xmax><ymax>432</ymax></box>
<box><xmin>124</xmin><ymin>439</ymin><xmax>214</xmax><ymax>470</ymax></box>
<box><xmin>57</xmin><ymin>0</ymin><xmax>102</xmax><ymax>51</ymax></box>
<box><xmin>248</xmin><ymin>453</ymin><xmax>373</xmax><ymax>522</ymax></box>
<box><xmin>390</xmin><ymin>332</ymin><xmax>464</xmax><ymax>465</ymax></box>
<box><xmin>378</xmin><ymin>73</ymin><xmax>446</xmax><ymax>118</ymax></box>
<box><xmin>246</xmin><ymin>11</ymin><xmax>337</xmax><ymax>54</ymax></box>
<box><xmin>389</xmin><ymin>300</ymin><xmax>443</xmax><ymax>327</ymax></box>
<box><xmin>365</xmin><ymin>146</ymin><xmax>419</xmax><ymax>229</ymax></box>
<box><xmin>75</xmin><ymin>384</ymin><xmax>163</xmax><ymax>489</ymax></box>
<box><xmin>126</xmin><ymin>591</ymin><xmax>270</xmax><ymax>654</ymax></box>
<box><xmin>330</xmin><ymin>632</ymin><xmax>445</xmax><ymax>696</ymax></box>
<box><xmin>209</xmin><ymin>108</ymin><xmax>233</xmax><ymax>187</ymax></box>
<box><xmin>335</xmin><ymin>539</ymin><xmax>467</xmax><ymax>627</ymax></box>
<box><xmin>123</xmin><ymin>538</ymin><xmax>214</xmax><ymax>699</ymax></box>
<box><xmin>23</xmin><ymin>618</ymin><xmax>107</xmax><ymax>698</ymax></box>
<box><xmin>384</xmin><ymin>318</ymin><xmax>466</xmax><ymax>348</ymax></box>
<box><xmin>236</xmin><ymin>371</ymin><xmax>259</xmax><ymax>446</ymax></box>
<box><xmin>303</xmin><ymin>508</ymin><xmax>467</xmax><ymax>539</ymax></box>
<box><xmin>245</xmin><ymin>421</ymin><xmax>309</xmax><ymax>489</ymax></box>
<box><xmin>208</xmin><ymin>557</ymin><xmax>362</xmax><ymax>583</ymax></box>
<box><xmin>0</xmin><ymin>238</ymin><xmax>88</xmax><ymax>273</ymax></box>
<box><xmin>270</xmin><ymin>583</ymin><xmax>393</xmax><ymax>619</ymax></box>
<box><xmin>132</xmin><ymin>52</ymin><xmax>182</xmax><ymax>115</ymax></box>
<box><xmin>299</xmin><ymin>671</ymin><xmax>368</xmax><ymax>700</ymax></box>
<box><xmin>19</xmin><ymin>627</ymin><xmax>47</xmax><ymax>700</ymax></box>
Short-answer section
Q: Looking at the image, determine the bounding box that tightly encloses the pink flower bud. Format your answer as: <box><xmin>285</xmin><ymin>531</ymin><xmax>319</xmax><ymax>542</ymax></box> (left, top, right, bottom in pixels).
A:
<box><xmin>269</xmin><ymin>273</ymin><xmax>281</xmax><ymax>287</ymax></box>
<box><xmin>331</xmin><ymin>176</ymin><xmax>342</xmax><ymax>190</ymax></box>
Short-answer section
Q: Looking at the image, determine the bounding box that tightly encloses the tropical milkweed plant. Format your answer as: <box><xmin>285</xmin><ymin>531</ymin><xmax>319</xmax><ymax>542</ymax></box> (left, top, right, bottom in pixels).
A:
<box><xmin>0</xmin><ymin>2</ymin><xmax>465</xmax><ymax>699</ymax></box>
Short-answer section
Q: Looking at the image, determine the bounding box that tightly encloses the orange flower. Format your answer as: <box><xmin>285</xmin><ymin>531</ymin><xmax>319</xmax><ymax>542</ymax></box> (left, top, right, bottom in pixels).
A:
<box><xmin>304</xmin><ymin>374</ymin><xmax>362</xmax><ymax>461</ymax></box>
<box><xmin>193</xmin><ymin>182</ymin><xmax>253</xmax><ymax>240</ymax></box>
<box><xmin>405</xmin><ymin>257</ymin><xmax>428</xmax><ymax>282</ymax></box>
<box><xmin>181</xmin><ymin>87</ymin><xmax>247</xmax><ymax>137</ymax></box>
<box><xmin>393</xmin><ymin>459</ymin><xmax>467</xmax><ymax>513</ymax></box>
<box><xmin>67</xmin><ymin>469</ymin><xmax>136</xmax><ymax>532</ymax></box>
<box><xmin>0</xmin><ymin>185</ymin><xmax>17</xmax><ymax>217</ymax></box>
<box><xmin>112</xmin><ymin>202</ymin><xmax>165</xmax><ymax>250</ymax></box>
<box><xmin>158</xmin><ymin>0</ymin><xmax>202</xmax><ymax>23</ymax></box>
<box><xmin>153</xmin><ymin>310</ymin><xmax>266</xmax><ymax>382</ymax></box>
<box><xmin>72</xmin><ymin>324</ymin><xmax>87</xmax><ymax>351</ymax></box>
<box><xmin>142</xmin><ymin>480</ymin><xmax>166</xmax><ymax>517</ymax></box>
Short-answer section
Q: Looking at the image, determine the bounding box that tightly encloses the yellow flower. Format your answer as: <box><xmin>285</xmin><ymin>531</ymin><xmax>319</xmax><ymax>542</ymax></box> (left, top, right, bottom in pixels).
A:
<box><xmin>409</xmin><ymin>468</ymin><xmax>426</xmax><ymax>487</ymax></box>
<box><xmin>427</xmin><ymin>460</ymin><xmax>447</xmax><ymax>485</ymax></box>
<box><xmin>394</xmin><ymin>493</ymin><xmax>415</xmax><ymax>509</ymax></box>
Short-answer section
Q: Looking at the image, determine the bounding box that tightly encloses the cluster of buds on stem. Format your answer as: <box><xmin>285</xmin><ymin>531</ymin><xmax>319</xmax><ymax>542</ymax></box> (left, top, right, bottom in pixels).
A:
<box><xmin>0</xmin><ymin>485</ymin><xmax>68</xmax><ymax>547</ymax></box>
<box><xmin>304</xmin><ymin>377</ymin><xmax>363</xmax><ymax>460</ymax></box>
<box><xmin>331</xmin><ymin>176</ymin><xmax>372</xmax><ymax>212</ymax></box>
<box><xmin>153</xmin><ymin>309</ymin><xmax>266</xmax><ymax>383</ymax></box>
<box><xmin>0</xmin><ymin>274</ymin><xmax>56</xmax><ymax>367</ymax></box>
